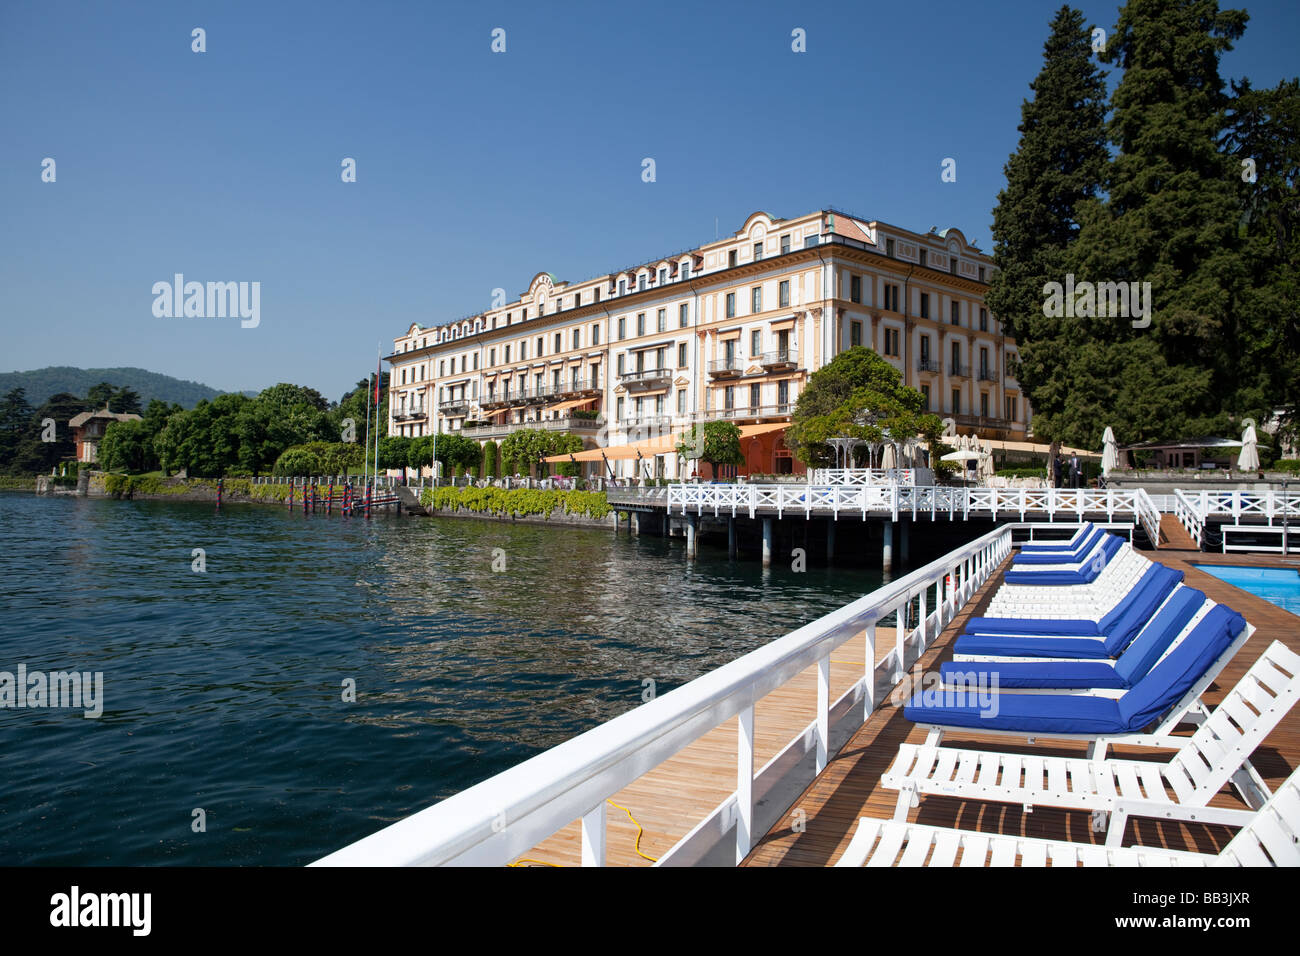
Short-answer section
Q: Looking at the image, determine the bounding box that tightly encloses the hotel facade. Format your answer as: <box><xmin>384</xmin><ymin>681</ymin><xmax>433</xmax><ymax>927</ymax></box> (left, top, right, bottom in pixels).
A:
<box><xmin>386</xmin><ymin>209</ymin><xmax>1030</xmax><ymax>479</ymax></box>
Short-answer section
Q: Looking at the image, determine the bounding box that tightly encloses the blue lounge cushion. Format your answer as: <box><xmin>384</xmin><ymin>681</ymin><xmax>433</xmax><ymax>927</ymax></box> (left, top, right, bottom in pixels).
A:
<box><xmin>1013</xmin><ymin>527</ymin><xmax>1105</xmax><ymax>564</ymax></box>
<box><xmin>1003</xmin><ymin>536</ymin><xmax>1122</xmax><ymax>585</ymax></box>
<box><xmin>943</xmin><ymin>587</ymin><xmax>1206</xmax><ymax>687</ymax></box>
<box><xmin>1019</xmin><ymin>525</ymin><xmax>1091</xmax><ymax>552</ymax></box>
<box><xmin>907</xmin><ymin>603</ymin><xmax>1245</xmax><ymax>734</ymax></box>
<box><xmin>953</xmin><ymin>633</ymin><xmax>1114</xmax><ymax>658</ymax></box>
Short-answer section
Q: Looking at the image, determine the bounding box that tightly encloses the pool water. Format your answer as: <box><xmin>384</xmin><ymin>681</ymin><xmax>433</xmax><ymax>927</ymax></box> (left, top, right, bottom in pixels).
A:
<box><xmin>1193</xmin><ymin>564</ymin><xmax>1300</xmax><ymax>617</ymax></box>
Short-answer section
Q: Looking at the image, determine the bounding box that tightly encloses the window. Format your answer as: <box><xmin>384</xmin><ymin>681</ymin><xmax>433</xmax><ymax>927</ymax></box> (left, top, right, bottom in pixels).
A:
<box><xmin>920</xmin><ymin>335</ymin><xmax>931</xmax><ymax>362</ymax></box>
<box><xmin>594</xmin><ymin>287</ymin><xmax>601</xmax><ymax>302</ymax></box>
<box><xmin>657</xmin><ymin>308</ymin><xmax>666</xmax><ymax>333</ymax></box>
<box><xmin>636</xmin><ymin>313</ymin><xmax>646</xmax><ymax>337</ymax></box>
<box><xmin>616</xmin><ymin>396</ymin><xmax>624</xmax><ymax>420</ymax></box>
<box><xmin>777</xmin><ymin>380</ymin><xmax>789</xmax><ymax>407</ymax></box>
<box><xmin>750</xmin><ymin>383</ymin><xmax>760</xmax><ymax>409</ymax></box>
<box><xmin>473</xmin><ymin>353</ymin><xmax>478</xmax><ymax>371</ymax></box>
<box><xmin>950</xmin><ymin>258</ymin><xmax>958</xmax><ymax>275</ymax></box>
<box><xmin>536</xmin><ymin>336</ymin><xmax>544</xmax><ymax>357</ymax></box>
<box><xmin>573</xmin><ymin>329</ymin><xmax>580</xmax><ymax>350</ymax></box>
<box><xmin>850</xmin><ymin>275</ymin><xmax>861</xmax><ymax>303</ymax></box>
<box><xmin>753</xmin><ymin>242</ymin><xmax>762</xmax><ymax>260</ymax></box>
<box><xmin>884</xmin><ymin>284</ymin><xmax>899</xmax><ymax>312</ymax></box>
<box><xmin>751</xmin><ymin>286</ymin><xmax>762</xmax><ymax>313</ymax></box>
<box><xmin>679</xmin><ymin>303</ymin><xmax>689</xmax><ymax>328</ymax></box>
<box><xmin>618</xmin><ymin>316</ymin><xmax>626</xmax><ymax>340</ymax></box>
<box><xmin>638</xmin><ymin>274</ymin><xmax>647</xmax><ymax>291</ymax></box>
<box><xmin>438</xmin><ymin>360</ymin><xmax>445</xmax><ymax>376</ymax></box>
<box><xmin>919</xmin><ymin>249</ymin><xmax>928</xmax><ymax>268</ymax></box>
<box><xmin>520</xmin><ymin>341</ymin><xmax>527</xmax><ymax>360</ymax></box>
<box><xmin>504</xmin><ymin>345</ymin><xmax>510</xmax><ymax>362</ymax></box>
<box><xmin>850</xmin><ymin>321</ymin><xmax>862</xmax><ymax>347</ymax></box>
<box><xmin>678</xmin><ymin>343</ymin><xmax>687</xmax><ymax>367</ymax></box>
<box><xmin>978</xmin><ymin>266</ymin><xmax>986</xmax><ymax>282</ymax></box>
<box><xmin>952</xmin><ymin>389</ymin><xmax>961</xmax><ymax>414</ymax></box>
<box><xmin>618</xmin><ymin>278</ymin><xmax>627</xmax><ymax>295</ymax></box>
<box><xmin>780</xmin><ymin>234</ymin><xmax>791</xmax><ymax>254</ymax></box>
<box><xmin>726</xmin><ymin>293</ymin><xmax>736</xmax><ymax>318</ymax></box>
<box><xmin>884</xmin><ymin>328</ymin><xmax>899</xmax><ymax>356</ymax></box>
<box><xmin>724</xmin><ymin>385</ymin><xmax>735</xmax><ymax>410</ymax></box>
<box><xmin>920</xmin><ymin>293</ymin><xmax>930</xmax><ymax>319</ymax></box>
<box><xmin>658</xmin><ymin>268</ymin><xmax>667</xmax><ymax>285</ymax></box>
<box><xmin>751</xmin><ymin>330</ymin><xmax>761</xmax><ymax>355</ymax></box>
<box><xmin>980</xmin><ymin>393</ymin><xmax>989</xmax><ymax>418</ymax></box>
<box><xmin>1005</xmin><ymin>396</ymin><xmax>1018</xmax><ymax>421</ymax></box>
<box><xmin>920</xmin><ymin>384</ymin><xmax>931</xmax><ymax>410</ymax></box>
<box><xmin>593</xmin><ymin>324</ymin><xmax>601</xmax><ymax>345</ymax></box>
<box><xmin>681</xmin><ymin>261</ymin><xmax>691</xmax><ymax>280</ymax></box>
<box><xmin>591</xmin><ymin>363</ymin><xmax>600</xmax><ymax>387</ymax></box>
<box><xmin>886</xmin><ymin>238</ymin><xmax>895</xmax><ymax>257</ymax></box>
<box><xmin>951</xmin><ymin>340</ymin><xmax>961</xmax><ymax>372</ymax></box>
<box><xmin>617</xmin><ymin>354</ymin><xmax>626</xmax><ymax>375</ymax></box>
<box><xmin>779</xmin><ymin>280</ymin><xmax>790</xmax><ymax>308</ymax></box>
<box><xmin>804</xmin><ymin>234</ymin><xmax>818</xmax><ymax>248</ymax></box>
<box><xmin>729</xmin><ymin>250</ymin><xmax>737</xmax><ymax>268</ymax></box>
<box><xmin>678</xmin><ymin>389</ymin><xmax>687</xmax><ymax>414</ymax></box>
<box><xmin>980</xmin><ymin>347</ymin><xmax>990</xmax><ymax>377</ymax></box>
<box><xmin>979</xmin><ymin>308</ymin><xmax>988</xmax><ymax>332</ymax></box>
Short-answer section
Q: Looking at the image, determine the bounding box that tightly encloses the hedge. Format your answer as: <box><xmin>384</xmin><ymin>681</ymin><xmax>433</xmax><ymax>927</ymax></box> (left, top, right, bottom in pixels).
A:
<box><xmin>418</xmin><ymin>486</ymin><xmax>611</xmax><ymax>520</ymax></box>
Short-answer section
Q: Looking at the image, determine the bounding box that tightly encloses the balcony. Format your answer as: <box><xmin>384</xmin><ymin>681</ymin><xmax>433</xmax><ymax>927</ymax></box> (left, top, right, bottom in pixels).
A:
<box><xmin>707</xmin><ymin>357</ymin><xmax>742</xmax><ymax>378</ymax></box>
<box><xmin>438</xmin><ymin>401</ymin><xmax>469</xmax><ymax>416</ymax></box>
<box><xmin>759</xmin><ymin>348</ymin><xmax>798</xmax><ymax>370</ymax></box>
<box><xmin>977</xmin><ymin>368</ymin><xmax>998</xmax><ymax>382</ymax></box>
<box><xmin>949</xmin><ymin>362</ymin><xmax>969</xmax><ymax>378</ymax></box>
<box><xmin>556</xmin><ymin>377</ymin><xmax>602</xmax><ymax>398</ymax></box>
<box><xmin>462</xmin><ymin>416</ymin><xmax>604</xmax><ymax>439</ymax></box>
<box><xmin>916</xmin><ymin>358</ymin><xmax>942</xmax><ymax>374</ymax></box>
<box><xmin>694</xmin><ymin>403</ymin><xmax>793</xmax><ymax>423</ymax></box>
<box><xmin>619</xmin><ymin>367</ymin><xmax>674</xmax><ymax>391</ymax></box>
<box><xmin>953</xmin><ymin>413</ymin><xmax>1013</xmax><ymax>434</ymax></box>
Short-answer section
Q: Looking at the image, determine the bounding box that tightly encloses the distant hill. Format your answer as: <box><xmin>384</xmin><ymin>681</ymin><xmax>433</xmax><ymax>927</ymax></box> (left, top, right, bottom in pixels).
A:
<box><xmin>0</xmin><ymin>367</ymin><xmax>253</xmax><ymax>409</ymax></box>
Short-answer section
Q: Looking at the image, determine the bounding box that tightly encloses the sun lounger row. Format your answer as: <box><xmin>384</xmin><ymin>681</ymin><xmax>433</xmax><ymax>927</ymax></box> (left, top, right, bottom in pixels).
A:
<box><xmin>834</xmin><ymin>531</ymin><xmax>1297</xmax><ymax>866</ymax></box>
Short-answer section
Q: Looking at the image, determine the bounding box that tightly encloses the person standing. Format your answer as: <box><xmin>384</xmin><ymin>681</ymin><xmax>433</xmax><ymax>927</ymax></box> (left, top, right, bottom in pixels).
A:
<box><xmin>1070</xmin><ymin>455</ymin><xmax>1081</xmax><ymax>488</ymax></box>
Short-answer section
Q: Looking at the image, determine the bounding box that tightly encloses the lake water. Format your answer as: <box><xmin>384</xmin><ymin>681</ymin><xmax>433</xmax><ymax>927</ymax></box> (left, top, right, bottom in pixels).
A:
<box><xmin>0</xmin><ymin>492</ymin><xmax>882</xmax><ymax>865</ymax></box>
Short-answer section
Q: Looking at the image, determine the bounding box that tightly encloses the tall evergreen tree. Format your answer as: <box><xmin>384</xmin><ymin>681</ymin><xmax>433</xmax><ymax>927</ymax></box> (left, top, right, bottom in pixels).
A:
<box><xmin>985</xmin><ymin>6</ymin><xmax>1109</xmax><ymax>441</ymax></box>
<box><xmin>1064</xmin><ymin>0</ymin><xmax>1250</xmax><ymax>444</ymax></box>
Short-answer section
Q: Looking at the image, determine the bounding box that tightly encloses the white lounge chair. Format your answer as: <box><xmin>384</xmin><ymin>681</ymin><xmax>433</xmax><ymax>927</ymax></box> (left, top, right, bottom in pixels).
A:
<box><xmin>834</xmin><ymin>763</ymin><xmax>1300</xmax><ymax>865</ymax></box>
<box><xmin>883</xmin><ymin>640</ymin><xmax>1299</xmax><ymax>843</ymax></box>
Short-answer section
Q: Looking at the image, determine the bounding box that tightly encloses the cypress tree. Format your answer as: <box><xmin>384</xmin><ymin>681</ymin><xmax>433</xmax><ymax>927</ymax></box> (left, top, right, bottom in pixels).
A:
<box><xmin>985</xmin><ymin>6</ymin><xmax>1109</xmax><ymax>442</ymax></box>
<box><xmin>1066</xmin><ymin>0</ymin><xmax>1250</xmax><ymax>444</ymax></box>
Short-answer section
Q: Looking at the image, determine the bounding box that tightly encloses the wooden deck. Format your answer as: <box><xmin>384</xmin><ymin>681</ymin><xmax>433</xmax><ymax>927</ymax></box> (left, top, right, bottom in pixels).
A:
<box><xmin>511</xmin><ymin>614</ymin><xmax>918</xmax><ymax>866</ymax></box>
<box><xmin>744</xmin><ymin>549</ymin><xmax>1300</xmax><ymax>866</ymax></box>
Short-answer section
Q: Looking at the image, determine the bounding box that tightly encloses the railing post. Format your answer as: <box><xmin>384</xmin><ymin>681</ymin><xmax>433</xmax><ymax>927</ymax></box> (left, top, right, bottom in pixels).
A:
<box><xmin>736</xmin><ymin>704</ymin><xmax>755</xmax><ymax>864</ymax></box>
<box><xmin>581</xmin><ymin>801</ymin><xmax>607</xmax><ymax>866</ymax></box>
<box><xmin>816</xmin><ymin>653</ymin><xmax>830</xmax><ymax>773</ymax></box>
<box><xmin>894</xmin><ymin>594</ymin><xmax>907</xmax><ymax>682</ymax></box>
<box><xmin>863</xmin><ymin>622</ymin><xmax>877</xmax><ymax>721</ymax></box>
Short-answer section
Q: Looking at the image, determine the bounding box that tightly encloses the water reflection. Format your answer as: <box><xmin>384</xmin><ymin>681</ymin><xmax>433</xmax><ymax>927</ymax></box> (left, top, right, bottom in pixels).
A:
<box><xmin>0</xmin><ymin>492</ymin><xmax>880</xmax><ymax>863</ymax></box>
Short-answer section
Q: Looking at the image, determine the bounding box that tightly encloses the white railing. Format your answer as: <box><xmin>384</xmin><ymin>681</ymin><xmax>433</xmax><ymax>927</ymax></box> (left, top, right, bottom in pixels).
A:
<box><xmin>814</xmin><ymin>468</ymin><xmax>933</xmax><ymax>486</ymax></box>
<box><xmin>666</xmin><ymin>484</ymin><xmax>1154</xmax><ymax>530</ymax></box>
<box><xmin>313</xmin><ymin>525</ymin><xmax>1013</xmax><ymax>867</ymax></box>
<box><xmin>1173</xmin><ymin>489</ymin><xmax>1207</xmax><ymax>548</ymax></box>
<box><xmin>1173</xmin><ymin>490</ymin><xmax>1300</xmax><ymax>525</ymax></box>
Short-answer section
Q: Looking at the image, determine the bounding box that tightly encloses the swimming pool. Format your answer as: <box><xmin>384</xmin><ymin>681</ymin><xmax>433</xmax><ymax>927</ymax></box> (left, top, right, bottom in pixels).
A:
<box><xmin>1193</xmin><ymin>564</ymin><xmax>1300</xmax><ymax>617</ymax></box>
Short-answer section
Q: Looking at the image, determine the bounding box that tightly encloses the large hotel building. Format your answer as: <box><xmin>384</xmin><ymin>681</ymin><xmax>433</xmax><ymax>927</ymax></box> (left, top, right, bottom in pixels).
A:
<box><xmin>385</xmin><ymin>208</ymin><xmax>1029</xmax><ymax>479</ymax></box>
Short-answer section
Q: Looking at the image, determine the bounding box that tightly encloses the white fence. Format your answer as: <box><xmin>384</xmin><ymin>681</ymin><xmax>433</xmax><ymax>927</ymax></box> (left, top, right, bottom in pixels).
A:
<box><xmin>665</xmin><ymin>484</ymin><xmax>1161</xmax><ymax>542</ymax></box>
<box><xmin>812</xmin><ymin>468</ymin><xmax>934</xmax><ymax>486</ymax></box>
<box><xmin>1174</xmin><ymin>489</ymin><xmax>1300</xmax><ymax>553</ymax></box>
<box><xmin>313</xmin><ymin>526</ymin><xmax>1014</xmax><ymax>867</ymax></box>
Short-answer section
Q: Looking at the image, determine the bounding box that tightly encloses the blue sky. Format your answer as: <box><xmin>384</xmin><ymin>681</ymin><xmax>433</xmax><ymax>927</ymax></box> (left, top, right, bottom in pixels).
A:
<box><xmin>2</xmin><ymin>0</ymin><xmax>1296</xmax><ymax>402</ymax></box>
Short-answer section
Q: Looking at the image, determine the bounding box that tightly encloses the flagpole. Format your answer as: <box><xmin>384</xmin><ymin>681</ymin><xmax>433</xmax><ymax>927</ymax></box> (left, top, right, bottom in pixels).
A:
<box><xmin>374</xmin><ymin>343</ymin><xmax>382</xmax><ymax>492</ymax></box>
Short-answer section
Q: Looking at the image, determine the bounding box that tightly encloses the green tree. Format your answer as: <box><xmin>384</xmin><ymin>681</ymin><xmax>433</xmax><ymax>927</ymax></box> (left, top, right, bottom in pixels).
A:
<box><xmin>784</xmin><ymin>347</ymin><xmax>940</xmax><ymax>468</ymax></box>
<box><xmin>110</xmin><ymin>386</ymin><xmax>143</xmax><ymax>416</ymax></box>
<box><xmin>676</xmin><ymin>420</ymin><xmax>744</xmax><ymax>479</ymax></box>
<box><xmin>85</xmin><ymin>382</ymin><xmax>115</xmax><ymax>409</ymax></box>
<box><xmin>1061</xmin><ymin>0</ymin><xmax>1250</xmax><ymax>444</ymax></box>
<box><xmin>985</xmin><ymin>6</ymin><xmax>1110</xmax><ymax>439</ymax></box>
<box><xmin>98</xmin><ymin>419</ymin><xmax>152</xmax><ymax>473</ymax></box>
<box><xmin>482</xmin><ymin>439</ymin><xmax>499</xmax><ymax>478</ymax></box>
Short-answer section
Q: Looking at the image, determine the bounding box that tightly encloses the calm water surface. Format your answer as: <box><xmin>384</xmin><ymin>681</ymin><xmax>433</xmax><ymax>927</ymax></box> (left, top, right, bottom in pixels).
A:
<box><xmin>0</xmin><ymin>492</ymin><xmax>882</xmax><ymax>865</ymax></box>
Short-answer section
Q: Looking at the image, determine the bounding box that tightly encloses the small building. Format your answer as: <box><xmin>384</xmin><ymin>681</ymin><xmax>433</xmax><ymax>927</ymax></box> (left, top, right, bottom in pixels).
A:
<box><xmin>1120</xmin><ymin>436</ymin><xmax>1243</xmax><ymax>470</ymax></box>
<box><xmin>69</xmin><ymin>408</ymin><xmax>143</xmax><ymax>464</ymax></box>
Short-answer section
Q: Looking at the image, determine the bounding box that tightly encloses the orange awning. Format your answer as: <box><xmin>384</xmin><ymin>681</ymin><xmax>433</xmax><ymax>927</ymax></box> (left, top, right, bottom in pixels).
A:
<box><xmin>546</xmin><ymin>397</ymin><xmax>596</xmax><ymax>413</ymax></box>
<box><xmin>543</xmin><ymin>431</ymin><xmax>688</xmax><ymax>463</ymax></box>
<box><xmin>737</xmin><ymin>422</ymin><xmax>789</xmax><ymax>439</ymax></box>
